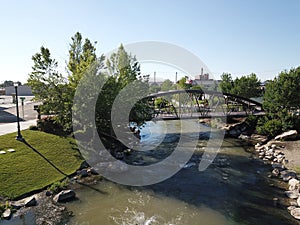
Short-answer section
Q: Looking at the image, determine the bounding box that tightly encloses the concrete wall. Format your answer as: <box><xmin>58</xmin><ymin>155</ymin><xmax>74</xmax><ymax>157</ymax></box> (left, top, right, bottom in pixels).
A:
<box><xmin>5</xmin><ymin>85</ymin><xmax>33</xmax><ymax>96</ymax></box>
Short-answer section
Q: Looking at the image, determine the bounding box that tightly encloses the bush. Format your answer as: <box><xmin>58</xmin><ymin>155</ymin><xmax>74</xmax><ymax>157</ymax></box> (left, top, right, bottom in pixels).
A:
<box><xmin>48</xmin><ymin>179</ymin><xmax>68</xmax><ymax>194</ymax></box>
<box><xmin>245</xmin><ymin>115</ymin><xmax>258</xmax><ymax>129</ymax></box>
<box><xmin>257</xmin><ymin>119</ymin><xmax>283</xmax><ymax>137</ymax></box>
<box><xmin>37</xmin><ymin>116</ymin><xmax>67</xmax><ymax>136</ymax></box>
<box><xmin>29</xmin><ymin>125</ymin><xmax>38</xmax><ymax>130</ymax></box>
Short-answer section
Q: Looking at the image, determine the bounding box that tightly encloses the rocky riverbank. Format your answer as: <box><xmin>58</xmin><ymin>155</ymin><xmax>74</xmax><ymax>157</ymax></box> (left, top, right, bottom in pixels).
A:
<box><xmin>0</xmin><ymin>166</ymin><xmax>101</xmax><ymax>224</ymax></box>
<box><xmin>252</xmin><ymin>136</ymin><xmax>300</xmax><ymax>221</ymax></box>
<box><xmin>201</xmin><ymin>117</ymin><xmax>300</xmax><ymax>221</ymax></box>
<box><xmin>219</xmin><ymin>118</ymin><xmax>300</xmax><ymax>221</ymax></box>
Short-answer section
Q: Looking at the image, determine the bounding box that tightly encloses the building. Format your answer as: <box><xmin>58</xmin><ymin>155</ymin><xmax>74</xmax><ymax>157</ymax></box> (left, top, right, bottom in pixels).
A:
<box><xmin>193</xmin><ymin>68</ymin><xmax>220</xmax><ymax>89</ymax></box>
<box><xmin>5</xmin><ymin>85</ymin><xmax>33</xmax><ymax>96</ymax></box>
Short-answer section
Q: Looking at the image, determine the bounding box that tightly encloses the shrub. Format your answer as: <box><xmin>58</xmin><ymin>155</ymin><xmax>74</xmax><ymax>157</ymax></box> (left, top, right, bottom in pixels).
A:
<box><xmin>257</xmin><ymin>119</ymin><xmax>282</xmax><ymax>137</ymax></box>
<box><xmin>29</xmin><ymin>125</ymin><xmax>38</xmax><ymax>130</ymax></box>
<box><xmin>245</xmin><ymin>115</ymin><xmax>258</xmax><ymax>129</ymax></box>
<box><xmin>37</xmin><ymin>116</ymin><xmax>67</xmax><ymax>136</ymax></box>
<box><xmin>48</xmin><ymin>179</ymin><xmax>68</xmax><ymax>194</ymax></box>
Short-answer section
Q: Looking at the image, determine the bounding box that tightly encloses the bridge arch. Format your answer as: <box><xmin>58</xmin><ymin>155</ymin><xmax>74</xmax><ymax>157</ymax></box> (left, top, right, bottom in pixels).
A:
<box><xmin>146</xmin><ymin>89</ymin><xmax>264</xmax><ymax>120</ymax></box>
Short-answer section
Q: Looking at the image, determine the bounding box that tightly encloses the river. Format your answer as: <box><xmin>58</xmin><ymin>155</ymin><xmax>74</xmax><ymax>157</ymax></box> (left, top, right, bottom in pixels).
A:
<box><xmin>2</xmin><ymin>120</ymin><xmax>298</xmax><ymax>225</ymax></box>
<box><xmin>66</xmin><ymin>120</ymin><xmax>296</xmax><ymax>225</ymax></box>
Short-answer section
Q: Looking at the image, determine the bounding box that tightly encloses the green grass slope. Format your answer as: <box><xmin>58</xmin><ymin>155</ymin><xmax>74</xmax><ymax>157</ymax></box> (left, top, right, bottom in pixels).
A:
<box><xmin>0</xmin><ymin>130</ymin><xmax>84</xmax><ymax>199</ymax></box>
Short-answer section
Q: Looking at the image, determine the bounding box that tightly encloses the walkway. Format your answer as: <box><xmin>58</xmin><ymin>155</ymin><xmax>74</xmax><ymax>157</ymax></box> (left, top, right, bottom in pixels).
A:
<box><xmin>0</xmin><ymin>119</ymin><xmax>37</xmax><ymax>136</ymax></box>
<box><xmin>0</xmin><ymin>95</ymin><xmax>38</xmax><ymax>135</ymax></box>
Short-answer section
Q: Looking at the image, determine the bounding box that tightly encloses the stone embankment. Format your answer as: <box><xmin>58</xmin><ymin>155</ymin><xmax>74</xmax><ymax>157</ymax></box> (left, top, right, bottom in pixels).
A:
<box><xmin>251</xmin><ymin>130</ymin><xmax>300</xmax><ymax>220</ymax></box>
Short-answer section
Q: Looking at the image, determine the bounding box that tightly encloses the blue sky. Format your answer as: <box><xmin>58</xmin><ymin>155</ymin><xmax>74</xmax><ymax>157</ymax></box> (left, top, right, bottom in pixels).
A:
<box><xmin>0</xmin><ymin>0</ymin><xmax>299</xmax><ymax>83</ymax></box>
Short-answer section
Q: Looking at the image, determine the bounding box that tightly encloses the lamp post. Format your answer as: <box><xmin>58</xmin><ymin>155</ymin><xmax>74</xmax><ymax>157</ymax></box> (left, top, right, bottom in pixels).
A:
<box><xmin>14</xmin><ymin>83</ymin><xmax>24</xmax><ymax>142</ymax></box>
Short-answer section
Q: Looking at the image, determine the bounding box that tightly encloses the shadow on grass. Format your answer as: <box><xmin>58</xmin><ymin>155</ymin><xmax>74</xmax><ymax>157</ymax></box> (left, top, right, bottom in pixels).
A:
<box><xmin>23</xmin><ymin>139</ymin><xmax>108</xmax><ymax>195</ymax></box>
<box><xmin>23</xmin><ymin>139</ymin><xmax>68</xmax><ymax>177</ymax></box>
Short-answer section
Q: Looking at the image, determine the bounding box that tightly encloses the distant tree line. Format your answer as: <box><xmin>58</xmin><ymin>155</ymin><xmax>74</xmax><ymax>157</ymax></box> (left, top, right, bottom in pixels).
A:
<box><xmin>0</xmin><ymin>81</ymin><xmax>22</xmax><ymax>88</ymax></box>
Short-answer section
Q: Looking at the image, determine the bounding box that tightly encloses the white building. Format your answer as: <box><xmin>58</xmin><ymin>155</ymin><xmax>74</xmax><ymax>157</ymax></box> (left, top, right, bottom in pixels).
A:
<box><xmin>5</xmin><ymin>85</ymin><xmax>33</xmax><ymax>96</ymax></box>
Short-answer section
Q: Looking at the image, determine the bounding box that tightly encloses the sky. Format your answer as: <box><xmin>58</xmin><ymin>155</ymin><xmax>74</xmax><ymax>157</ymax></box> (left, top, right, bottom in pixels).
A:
<box><xmin>0</xmin><ymin>0</ymin><xmax>299</xmax><ymax>83</ymax></box>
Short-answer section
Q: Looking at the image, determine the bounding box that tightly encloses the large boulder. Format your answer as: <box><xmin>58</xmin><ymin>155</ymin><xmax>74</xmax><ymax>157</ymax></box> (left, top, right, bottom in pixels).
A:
<box><xmin>275</xmin><ymin>130</ymin><xmax>298</xmax><ymax>141</ymax></box>
<box><xmin>24</xmin><ymin>196</ymin><xmax>37</xmax><ymax>207</ymax></box>
<box><xmin>2</xmin><ymin>209</ymin><xmax>12</xmax><ymax>220</ymax></box>
<box><xmin>289</xmin><ymin>178</ymin><xmax>300</xmax><ymax>191</ymax></box>
<box><xmin>11</xmin><ymin>196</ymin><xmax>37</xmax><ymax>209</ymax></box>
<box><xmin>291</xmin><ymin>208</ymin><xmax>300</xmax><ymax>220</ymax></box>
<box><xmin>53</xmin><ymin>190</ymin><xmax>76</xmax><ymax>203</ymax></box>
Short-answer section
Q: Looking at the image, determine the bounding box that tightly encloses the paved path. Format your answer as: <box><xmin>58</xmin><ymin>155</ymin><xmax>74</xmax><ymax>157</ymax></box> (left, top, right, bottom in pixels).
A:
<box><xmin>0</xmin><ymin>96</ymin><xmax>38</xmax><ymax>135</ymax></box>
<box><xmin>0</xmin><ymin>119</ymin><xmax>37</xmax><ymax>136</ymax></box>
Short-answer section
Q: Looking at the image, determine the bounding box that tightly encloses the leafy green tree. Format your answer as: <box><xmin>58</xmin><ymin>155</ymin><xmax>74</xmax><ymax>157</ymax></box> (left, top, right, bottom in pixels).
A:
<box><xmin>220</xmin><ymin>73</ymin><xmax>261</xmax><ymax>98</ymax></box>
<box><xmin>177</xmin><ymin>76</ymin><xmax>192</xmax><ymax>89</ymax></box>
<box><xmin>28</xmin><ymin>34</ymin><xmax>152</xmax><ymax>139</ymax></box>
<box><xmin>220</xmin><ymin>73</ymin><xmax>233</xmax><ymax>93</ymax></box>
<box><xmin>256</xmin><ymin>67</ymin><xmax>300</xmax><ymax>137</ymax></box>
<box><xmin>27</xmin><ymin>46</ymin><xmax>72</xmax><ymax>131</ymax></box>
<box><xmin>160</xmin><ymin>79</ymin><xmax>174</xmax><ymax>91</ymax></box>
<box><xmin>68</xmin><ymin>32</ymin><xmax>97</xmax><ymax>89</ymax></box>
<box><xmin>191</xmin><ymin>85</ymin><xmax>202</xmax><ymax>90</ymax></box>
<box><xmin>65</xmin><ymin>32</ymin><xmax>98</xmax><ymax>131</ymax></box>
<box><xmin>28</xmin><ymin>32</ymin><xmax>98</xmax><ymax>133</ymax></box>
<box><xmin>95</xmin><ymin>44</ymin><xmax>151</xmax><ymax>137</ymax></box>
<box><xmin>0</xmin><ymin>80</ymin><xmax>19</xmax><ymax>87</ymax></box>
<box><xmin>149</xmin><ymin>84</ymin><xmax>161</xmax><ymax>93</ymax></box>
<box><xmin>232</xmin><ymin>73</ymin><xmax>261</xmax><ymax>98</ymax></box>
<box><xmin>263</xmin><ymin>68</ymin><xmax>300</xmax><ymax>113</ymax></box>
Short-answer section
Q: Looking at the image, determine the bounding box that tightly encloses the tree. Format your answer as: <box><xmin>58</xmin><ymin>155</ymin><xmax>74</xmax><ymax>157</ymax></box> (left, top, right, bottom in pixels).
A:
<box><xmin>191</xmin><ymin>85</ymin><xmax>202</xmax><ymax>90</ymax></box>
<box><xmin>28</xmin><ymin>32</ymin><xmax>98</xmax><ymax>133</ymax></box>
<box><xmin>220</xmin><ymin>73</ymin><xmax>261</xmax><ymax>98</ymax></box>
<box><xmin>28</xmin><ymin>34</ymin><xmax>152</xmax><ymax>140</ymax></box>
<box><xmin>160</xmin><ymin>79</ymin><xmax>174</xmax><ymax>91</ymax></box>
<box><xmin>57</xmin><ymin>32</ymin><xmax>98</xmax><ymax>132</ymax></box>
<box><xmin>27</xmin><ymin>46</ymin><xmax>72</xmax><ymax>131</ymax></box>
<box><xmin>149</xmin><ymin>84</ymin><xmax>161</xmax><ymax>93</ymax></box>
<box><xmin>220</xmin><ymin>73</ymin><xmax>233</xmax><ymax>93</ymax></box>
<box><xmin>232</xmin><ymin>73</ymin><xmax>261</xmax><ymax>98</ymax></box>
<box><xmin>263</xmin><ymin>68</ymin><xmax>300</xmax><ymax>113</ymax></box>
<box><xmin>256</xmin><ymin>67</ymin><xmax>300</xmax><ymax>137</ymax></box>
<box><xmin>177</xmin><ymin>76</ymin><xmax>192</xmax><ymax>89</ymax></box>
<box><xmin>68</xmin><ymin>32</ymin><xmax>97</xmax><ymax>89</ymax></box>
<box><xmin>95</xmin><ymin>44</ymin><xmax>151</xmax><ymax>138</ymax></box>
<box><xmin>0</xmin><ymin>80</ymin><xmax>19</xmax><ymax>87</ymax></box>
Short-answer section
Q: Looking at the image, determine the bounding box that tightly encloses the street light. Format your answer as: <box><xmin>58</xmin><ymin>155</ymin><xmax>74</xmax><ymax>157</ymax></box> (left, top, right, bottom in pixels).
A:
<box><xmin>14</xmin><ymin>83</ymin><xmax>24</xmax><ymax>142</ymax></box>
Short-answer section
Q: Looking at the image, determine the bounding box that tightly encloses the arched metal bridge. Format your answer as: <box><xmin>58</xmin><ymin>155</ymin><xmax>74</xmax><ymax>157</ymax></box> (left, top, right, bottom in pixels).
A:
<box><xmin>146</xmin><ymin>89</ymin><xmax>264</xmax><ymax>120</ymax></box>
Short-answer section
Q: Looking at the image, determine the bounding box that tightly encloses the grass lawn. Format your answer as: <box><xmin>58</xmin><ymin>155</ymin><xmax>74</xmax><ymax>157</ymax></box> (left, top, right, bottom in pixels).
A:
<box><xmin>0</xmin><ymin>130</ymin><xmax>84</xmax><ymax>199</ymax></box>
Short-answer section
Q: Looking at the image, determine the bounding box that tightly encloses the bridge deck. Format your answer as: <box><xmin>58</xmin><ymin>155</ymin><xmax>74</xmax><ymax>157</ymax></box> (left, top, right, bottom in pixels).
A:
<box><xmin>151</xmin><ymin>111</ymin><xmax>265</xmax><ymax>121</ymax></box>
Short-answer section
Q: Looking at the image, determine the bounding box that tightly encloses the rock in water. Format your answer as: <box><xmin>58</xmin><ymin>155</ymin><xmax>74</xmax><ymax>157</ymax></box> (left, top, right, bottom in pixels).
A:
<box><xmin>281</xmin><ymin>170</ymin><xmax>297</xmax><ymax>182</ymax></box>
<box><xmin>2</xmin><ymin>209</ymin><xmax>12</xmax><ymax>220</ymax></box>
<box><xmin>11</xmin><ymin>195</ymin><xmax>37</xmax><ymax>209</ymax></box>
<box><xmin>291</xmin><ymin>208</ymin><xmax>300</xmax><ymax>220</ymax></box>
<box><xmin>288</xmin><ymin>206</ymin><xmax>297</xmax><ymax>211</ymax></box>
<box><xmin>297</xmin><ymin>197</ymin><xmax>300</xmax><ymax>207</ymax></box>
<box><xmin>272</xmin><ymin>168</ymin><xmax>280</xmax><ymax>177</ymax></box>
<box><xmin>289</xmin><ymin>178</ymin><xmax>300</xmax><ymax>191</ymax></box>
<box><xmin>53</xmin><ymin>190</ymin><xmax>76</xmax><ymax>203</ymax></box>
<box><xmin>285</xmin><ymin>190</ymin><xmax>299</xmax><ymax>199</ymax></box>
<box><xmin>24</xmin><ymin>196</ymin><xmax>37</xmax><ymax>207</ymax></box>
